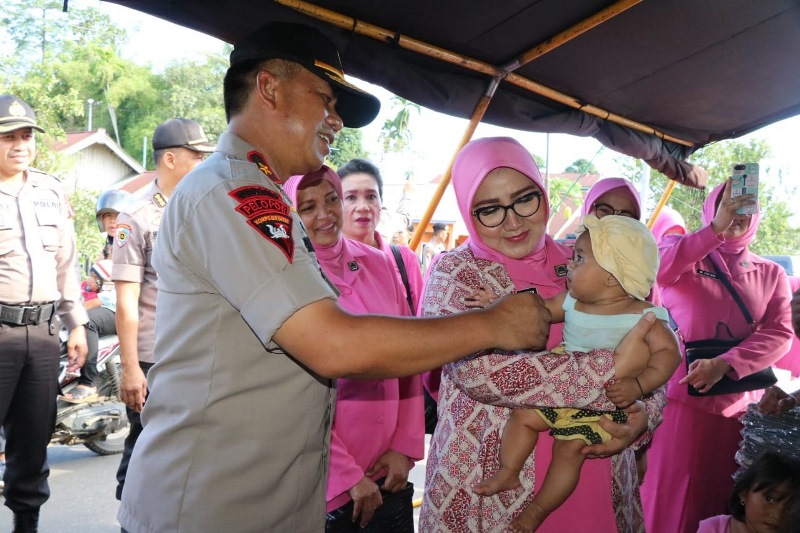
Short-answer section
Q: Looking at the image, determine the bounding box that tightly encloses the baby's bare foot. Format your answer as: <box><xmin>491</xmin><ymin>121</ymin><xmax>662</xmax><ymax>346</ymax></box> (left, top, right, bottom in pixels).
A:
<box><xmin>471</xmin><ymin>467</ymin><xmax>521</xmax><ymax>496</ymax></box>
<box><xmin>509</xmin><ymin>502</ymin><xmax>549</xmax><ymax>533</ymax></box>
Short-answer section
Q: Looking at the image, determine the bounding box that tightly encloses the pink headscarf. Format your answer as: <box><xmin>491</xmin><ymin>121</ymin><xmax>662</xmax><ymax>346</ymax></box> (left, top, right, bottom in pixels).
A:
<box><xmin>650</xmin><ymin>205</ymin><xmax>687</xmax><ymax>242</ymax></box>
<box><xmin>701</xmin><ymin>181</ymin><xmax>761</xmax><ymax>254</ymax></box>
<box><xmin>582</xmin><ymin>177</ymin><xmax>642</xmax><ymax>220</ymax></box>
<box><xmin>452</xmin><ymin>137</ymin><xmax>560</xmax><ymax>290</ymax></box>
<box><xmin>284</xmin><ymin>165</ymin><xmax>347</xmax><ymax>266</ymax></box>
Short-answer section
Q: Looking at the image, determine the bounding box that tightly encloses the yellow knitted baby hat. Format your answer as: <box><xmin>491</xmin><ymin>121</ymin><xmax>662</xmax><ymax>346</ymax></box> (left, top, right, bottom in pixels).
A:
<box><xmin>578</xmin><ymin>214</ymin><xmax>659</xmax><ymax>300</ymax></box>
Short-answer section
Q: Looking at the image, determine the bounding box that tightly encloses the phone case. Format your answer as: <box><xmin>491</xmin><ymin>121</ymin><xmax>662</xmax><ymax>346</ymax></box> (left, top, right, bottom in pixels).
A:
<box><xmin>731</xmin><ymin>163</ymin><xmax>759</xmax><ymax>215</ymax></box>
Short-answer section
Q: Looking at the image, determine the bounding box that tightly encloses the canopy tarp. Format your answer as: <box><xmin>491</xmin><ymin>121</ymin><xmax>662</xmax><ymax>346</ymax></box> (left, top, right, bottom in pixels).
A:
<box><xmin>99</xmin><ymin>0</ymin><xmax>800</xmax><ymax>189</ymax></box>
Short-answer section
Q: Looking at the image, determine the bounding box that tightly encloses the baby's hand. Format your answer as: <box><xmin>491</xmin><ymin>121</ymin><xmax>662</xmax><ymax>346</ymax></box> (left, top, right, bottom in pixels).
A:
<box><xmin>605</xmin><ymin>377</ymin><xmax>643</xmax><ymax>408</ymax></box>
<box><xmin>463</xmin><ymin>284</ymin><xmax>499</xmax><ymax>309</ymax></box>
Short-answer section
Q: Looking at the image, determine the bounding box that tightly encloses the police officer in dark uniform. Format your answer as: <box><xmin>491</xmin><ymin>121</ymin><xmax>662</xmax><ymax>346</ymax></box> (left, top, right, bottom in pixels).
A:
<box><xmin>0</xmin><ymin>95</ymin><xmax>89</xmax><ymax>532</ymax></box>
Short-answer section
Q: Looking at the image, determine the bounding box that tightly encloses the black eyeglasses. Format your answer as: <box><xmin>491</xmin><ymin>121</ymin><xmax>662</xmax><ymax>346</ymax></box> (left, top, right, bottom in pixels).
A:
<box><xmin>471</xmin><ymin>191</ymin><xmax>542</xmax><ymax>228</ymax></box>
<box><xmin>592</xmin><ymin>202</ymin><xmax>637</xmax><ymax>219</ymax></box>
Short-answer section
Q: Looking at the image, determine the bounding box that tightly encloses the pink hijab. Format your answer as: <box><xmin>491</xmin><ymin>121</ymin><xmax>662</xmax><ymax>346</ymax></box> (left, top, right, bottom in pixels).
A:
<box><xmin>702</xmin><ymin>181</ymin><xmax>760</xmax><ymax>254</ymax></box>
<box><xmin>284</xmin><ymin>165</ymin><xmax>348</xmax><ymax>270</ymax></box>
<box><xmin>452</xmin><ymin>137</ymin><xmax>561</xmax><ymax>290</ymax></box>
<box><xmin>582</xmin><ymin>177</ymin><xmax>642</xmax><ymax>219</ymax></box>
<box><xmin>650</xmin><ymin>205</ymin><xmax>687</xmax><ymax>242</ymax></box>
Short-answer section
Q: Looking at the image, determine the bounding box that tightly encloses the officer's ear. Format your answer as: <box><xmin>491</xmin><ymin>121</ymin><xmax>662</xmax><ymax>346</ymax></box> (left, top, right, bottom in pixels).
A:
<box><xmin>160</xmin><ymin>150</ymin><xmax>178</xmax><ymax>170</ymax></box>
<box><xmin>255</xmin><ymin>69</ymin><xmax>280</xmax><ymax>112</ymax></box>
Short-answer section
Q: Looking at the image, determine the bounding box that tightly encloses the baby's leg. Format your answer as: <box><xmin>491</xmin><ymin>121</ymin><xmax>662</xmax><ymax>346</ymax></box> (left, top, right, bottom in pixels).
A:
<box><xmin>510</xmin><ymin>438</ymin><xmax>586</xmax><ymax>533</ymax></box>
<box><xmin>472</xmin><ymin>409</ymin><xmax>549</xmax><ymax>496</ymax></box>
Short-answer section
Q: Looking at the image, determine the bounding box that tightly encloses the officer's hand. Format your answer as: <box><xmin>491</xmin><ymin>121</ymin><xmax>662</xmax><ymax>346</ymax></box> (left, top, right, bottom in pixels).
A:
<box><xmin>367</xmin><ymin>450</ymin><xmax>410</xmax><ymax>493</ymax></box>
<box><xmin>484</xmin><ymin>292</ymin><xmax>550</xmax><ymax>351</ymax></box>
<box><xmin>66</xmin><ymin>325</ymin><xmax>89</xmax><ymax>372</ymax></box>
<box><xmin>121</xmin><ymin>365</ymin><xmax>148</xmax><ymax>412</ymax></box>
<box><xmin>348</xmin><ymin>476</ymin><xmax>383</xmax><ymax>528</ymax></box>
<box><xmin>582</xmin><ymin>401</ymin><xmax>648</xmax><ymax>458</ymax></box>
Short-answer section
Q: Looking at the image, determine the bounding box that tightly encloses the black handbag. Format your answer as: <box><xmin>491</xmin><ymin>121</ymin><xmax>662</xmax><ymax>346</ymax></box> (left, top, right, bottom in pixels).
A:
<box><xmin>684</xmin><ymin>255</ymin><xmax>777</xmax><ymax>396</ymax></box>
<box><xmin>391</xmin><ymin>245</ymin><xmax>438</xmax><ymax>435</ymax></box>
<box><xmin>326</xmin><ymin>480</ymin><xmax>415</xmax><ymax>533</ymax></box>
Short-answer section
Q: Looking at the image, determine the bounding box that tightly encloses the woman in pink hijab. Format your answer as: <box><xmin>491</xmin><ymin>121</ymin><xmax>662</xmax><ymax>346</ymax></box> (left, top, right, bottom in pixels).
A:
<box><xmin>649</xmin><ymin>205</ymin><xmax>688</xmax><ymax>306</ymax></box>
<box><xmin>284</xmin><ymin>167</ymin><xmax>424</xmax><ymax>532</ymax></box>
<box><xmin>641</xmin><ymin>180</ymin><xmax>793</xmax><ymax>533</ymax></box>
<box><xmin>650</xmin><ymin>205</ymin><xmax>688</xmax><ymax>243</ymax></box>
<box><xmin>582</xmin><ymin>177</ymin><xmax>642</xmax><ymax>220</ymax></box>
<box><xmin>418</xmin><ymin>137</ymin><xmax>665</xmax><ymax>533</ymax></box>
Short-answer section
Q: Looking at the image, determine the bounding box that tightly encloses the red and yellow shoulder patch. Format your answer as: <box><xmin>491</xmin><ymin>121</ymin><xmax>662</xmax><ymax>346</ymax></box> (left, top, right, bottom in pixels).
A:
<box><xmin>229</xmin><ymin>186</ymin><xmax>294</xmax><ymax>262</ymax></box>
<box><xmin>247</xmin><ymin>151</ymin><xmax>280</xmax><ymax>184</ymax></box>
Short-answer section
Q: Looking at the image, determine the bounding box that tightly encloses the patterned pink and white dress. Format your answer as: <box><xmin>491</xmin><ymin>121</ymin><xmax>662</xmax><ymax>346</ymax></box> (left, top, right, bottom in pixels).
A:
<box><xmin>418</xmin><ymin>246</ymin><xmax>666</xmax><ymax>533</ymax></box>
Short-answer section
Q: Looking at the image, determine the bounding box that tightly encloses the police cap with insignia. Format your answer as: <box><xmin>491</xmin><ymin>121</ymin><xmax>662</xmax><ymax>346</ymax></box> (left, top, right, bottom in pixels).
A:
<box><xmin>152</xmin><ymin>118</ymin><xmax>215</xmax><ymax>153</ymax></box>
<box><xmin>0</xmin><ymin>95</ymin><xmax>45</xmax><ymax>134</ymax></box>
<box><xmin>230</xmin><ymin>22</ymin><xmax>381</xmax><ymax>129</ymax></box>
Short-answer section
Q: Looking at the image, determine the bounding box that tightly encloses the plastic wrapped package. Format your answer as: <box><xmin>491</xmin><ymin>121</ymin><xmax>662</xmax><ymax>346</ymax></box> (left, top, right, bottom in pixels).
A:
<box><xmin>734</xmin><ymin>402</ymin><xmax>800</xmax><ymax>481</ymax></box>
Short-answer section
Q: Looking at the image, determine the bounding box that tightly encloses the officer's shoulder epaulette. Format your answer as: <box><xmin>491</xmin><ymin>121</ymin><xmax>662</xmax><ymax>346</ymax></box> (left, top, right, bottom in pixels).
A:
<box><xmin>27</xmin><ymin>168</ymin><xmax>66</xmax><ymax>191</ymax></box>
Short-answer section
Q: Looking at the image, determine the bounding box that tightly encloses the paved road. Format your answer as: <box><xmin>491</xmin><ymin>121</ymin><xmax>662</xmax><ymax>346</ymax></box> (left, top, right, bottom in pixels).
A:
<box><xmin>0</xmin><ymin>438</ymin><xmax>430</xmax><ymax>532</ymax></box>
<box><xmin>0</xmin><ymin>446</ymin><xmax>122</xmax><ymax>532</ymax></box>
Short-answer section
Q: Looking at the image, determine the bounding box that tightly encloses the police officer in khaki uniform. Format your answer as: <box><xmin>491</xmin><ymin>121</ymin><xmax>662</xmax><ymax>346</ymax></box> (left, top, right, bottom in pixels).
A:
<box><xmin>111</xmin><ymin>118</ymin><xmax>214</xmax><ymax>501</ymax></box>
<box><xmin>0</xmin><ymin>95</ymin><xmax>88</xmax><ymax>532</ymax></box>
<box><xmin>117</xmin><ymin>23</ymin><xmax>565</xmax><ymax>533</ymax></box>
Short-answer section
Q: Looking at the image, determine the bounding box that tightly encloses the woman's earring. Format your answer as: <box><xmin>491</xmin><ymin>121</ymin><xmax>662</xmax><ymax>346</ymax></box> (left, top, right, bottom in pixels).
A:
<box><xmin>739</xmin><ymin>498</ymin><xmax>745</xmax><ymax>507</ymax></box>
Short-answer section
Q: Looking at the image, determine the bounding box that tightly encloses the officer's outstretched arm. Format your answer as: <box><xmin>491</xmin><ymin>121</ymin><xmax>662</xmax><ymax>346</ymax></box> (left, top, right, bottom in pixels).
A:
<box><xmin>273</xmin><ymin>293</ymin><xmax>550</xmax><ymax>380</ymax></box>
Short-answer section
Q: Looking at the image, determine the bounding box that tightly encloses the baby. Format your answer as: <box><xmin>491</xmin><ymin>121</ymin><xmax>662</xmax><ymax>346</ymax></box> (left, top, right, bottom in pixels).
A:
<box><xmin>469</xmin><ymin>215</ymin><xmax>680</xmax><ymax>533</ymax></box>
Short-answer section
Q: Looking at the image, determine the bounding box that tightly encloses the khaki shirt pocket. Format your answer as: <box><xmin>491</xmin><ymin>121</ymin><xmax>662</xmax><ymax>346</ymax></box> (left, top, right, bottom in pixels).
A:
<box><xmin>0</xmin><ymin>227</ymin><xmax>16</xmax><ymax>257</ymax></box>
<box><xmin>39</xmin><ymin>224</ymin><xmax>59</xmax><ymax>252</ymax></box>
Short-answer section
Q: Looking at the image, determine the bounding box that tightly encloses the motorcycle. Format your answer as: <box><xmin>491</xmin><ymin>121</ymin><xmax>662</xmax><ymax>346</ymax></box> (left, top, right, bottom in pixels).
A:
<box><xmin>53</xmin><ymin>332</ymin><xmax>130</xmax><ymax>455</ymax></box>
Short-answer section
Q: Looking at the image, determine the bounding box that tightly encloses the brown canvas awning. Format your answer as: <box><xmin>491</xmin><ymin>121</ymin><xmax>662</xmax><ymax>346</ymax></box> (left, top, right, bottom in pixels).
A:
<box><xmin>101</xmin><ymin>0</ymin><xmax>800</xmax><ymax>191</ymax></box>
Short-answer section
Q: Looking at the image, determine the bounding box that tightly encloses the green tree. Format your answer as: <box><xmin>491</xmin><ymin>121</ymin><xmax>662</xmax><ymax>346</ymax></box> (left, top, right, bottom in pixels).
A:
<box><xmin>548</xmin><ymin>177</ymin><xmax>585</xmax><ymax>220</ymax></box>
<box><xmin>69</xmin><ymin>188</ymin><xmax>106</xmax><ymax>273</ymax></box>
<box><xmin>378</xmin><ymin>96</ymin><xmax>420</xmax><ymax>154</ymax></box>
<box><xmin>631</xmin><ymin>138</ymin><xmax>800</xmax><ymax>256</ymax></box>
<box><xmin>564</xmin><ymin>158</ymin><xmax>598</xmax><ymax>174</ymax></box>
<box><xmin>327</xmin><ymin>128</ymin><xmax>369</xmax><ymax>170</ymax></box>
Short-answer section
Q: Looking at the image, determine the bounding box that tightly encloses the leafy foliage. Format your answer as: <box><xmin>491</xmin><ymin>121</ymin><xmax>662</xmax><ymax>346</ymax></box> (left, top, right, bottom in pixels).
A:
<box><xmin>327</xmin><ymin>128</ymin><xmax>369</xmax><ymax>170</ymax></box>
<box><xmin>378</xmin><ymin>96</ymin><xmax>420</xmax><ymax>154</ymax></box>
<box><xmin>564</xmin><ymin>158</ymin><xmax>598</xmax><ymax>174</ymax></box>
<box><xmin>68</xmin><ymin>188</ymin><xmax>106</xmax><ymax>275</ymax></box>
<box><xmin>635</xmin><ymin>138</ymin><xmax>800</xmax><ymax>256</ymax></box>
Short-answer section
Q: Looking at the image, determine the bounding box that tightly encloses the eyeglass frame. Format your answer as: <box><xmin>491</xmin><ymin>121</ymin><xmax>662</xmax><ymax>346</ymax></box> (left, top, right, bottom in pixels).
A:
<box><xmin>471</xmin><ymin>191</ymin><xmax>543</xmax><ymax>228</ymax></box>
<box><xmin>591</xmin><ymin>202</ymin><xmax>638</xmax><ymax>219</ymax></box>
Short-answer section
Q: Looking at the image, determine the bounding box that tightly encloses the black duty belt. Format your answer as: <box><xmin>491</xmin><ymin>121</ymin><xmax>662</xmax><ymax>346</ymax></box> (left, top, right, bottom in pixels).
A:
<box><xmin>0</xmin><ymin>303</ymin><xmax>55</xmax><ymax>326</ymax></box>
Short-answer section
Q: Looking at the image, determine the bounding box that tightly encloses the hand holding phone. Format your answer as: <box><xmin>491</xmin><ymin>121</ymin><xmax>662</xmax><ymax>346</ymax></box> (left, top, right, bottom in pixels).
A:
<box><xmin>730</xmin><ymin>163</ymin><xmax>759</xmax><ymax>215</ymax></box>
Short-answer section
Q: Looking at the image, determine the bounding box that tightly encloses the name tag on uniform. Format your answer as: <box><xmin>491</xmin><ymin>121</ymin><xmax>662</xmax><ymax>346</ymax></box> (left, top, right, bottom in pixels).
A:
<box><xmin>696</xmin><ymin>269</ymin><xmax>717</xmax><ymax>279</ymax></box>
<box><xmin>33</xmin><ymin>199</ymin><xmax>60</xmax><ymax>226</ymax></box>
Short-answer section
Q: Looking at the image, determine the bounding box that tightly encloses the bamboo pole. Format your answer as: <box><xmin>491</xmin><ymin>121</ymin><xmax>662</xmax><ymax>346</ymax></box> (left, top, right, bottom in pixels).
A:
<box><xmin>647</xmin><ymin>180</ymin><xmax>677</xmax><ymax>229</ymax></box>
<box><xmin>275</xmin><ymin>0</ymin><xmax>693</xmax><ymax>147</ymax></box>
<box><xmin>515</xmin><ymin>0</ymin><xmax>641</xmax><ymax>66</ymax></box>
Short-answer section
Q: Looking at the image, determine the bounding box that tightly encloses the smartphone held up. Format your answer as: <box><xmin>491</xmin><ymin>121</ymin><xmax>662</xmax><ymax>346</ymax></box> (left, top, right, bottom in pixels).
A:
<box><xmin>730</xmin><ymin>163</ymin><xmax>759</xmax><ymax>215</ymax></box>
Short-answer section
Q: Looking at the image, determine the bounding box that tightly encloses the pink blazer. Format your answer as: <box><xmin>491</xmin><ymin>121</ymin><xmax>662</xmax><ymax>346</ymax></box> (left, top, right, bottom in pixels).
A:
<box><xmin>658</xmin><ymin>224</ymin><xmax>793</xmax><ymax>416</ymax></box>
<box><xmin>324</xmin><ymin>237</ymin><xmax>425</xmax><ymax>512</ymax></box>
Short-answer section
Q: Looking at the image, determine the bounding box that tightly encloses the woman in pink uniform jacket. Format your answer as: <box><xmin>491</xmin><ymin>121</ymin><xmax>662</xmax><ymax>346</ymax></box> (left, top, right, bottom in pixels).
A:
<box><xmin>418</xmin><ymin>137</ymin><xmax>666</xmax><ymax>533</ymax></box>
<box><xmin>284</xmin><ymin>167</ymin><xmax>424</xmax><ymax>532</ymax></box>
<box><xmin>641</xmin><ymin>180</ymin><xmax>793</xmax><ymax>533</ymax></box>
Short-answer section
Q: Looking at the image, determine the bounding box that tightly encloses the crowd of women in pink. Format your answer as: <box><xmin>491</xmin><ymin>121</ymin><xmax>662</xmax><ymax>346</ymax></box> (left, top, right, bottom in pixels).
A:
<box><xmin>282</xmin><ymin>139</ymin><xmax>798</xmax><ymax>533</ymax></box>
<box><xmin>284</xmin><ymin>167</ymin><xmax>423</xmax><ymax>531</ymax></box>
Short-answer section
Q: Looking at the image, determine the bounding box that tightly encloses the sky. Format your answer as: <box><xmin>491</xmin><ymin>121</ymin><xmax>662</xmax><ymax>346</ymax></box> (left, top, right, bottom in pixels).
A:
<box><xmin>89</xmin><ymin>1</ymin><xmax>800</xmax><ymax>216</ymax></box>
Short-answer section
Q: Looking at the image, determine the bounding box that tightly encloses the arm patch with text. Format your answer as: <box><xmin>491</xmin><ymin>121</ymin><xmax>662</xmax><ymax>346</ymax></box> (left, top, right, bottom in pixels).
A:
<box><xmin>229</xmin><ymin>186</ymin><xmax>294</xmax><ymax>263</ymax></box>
